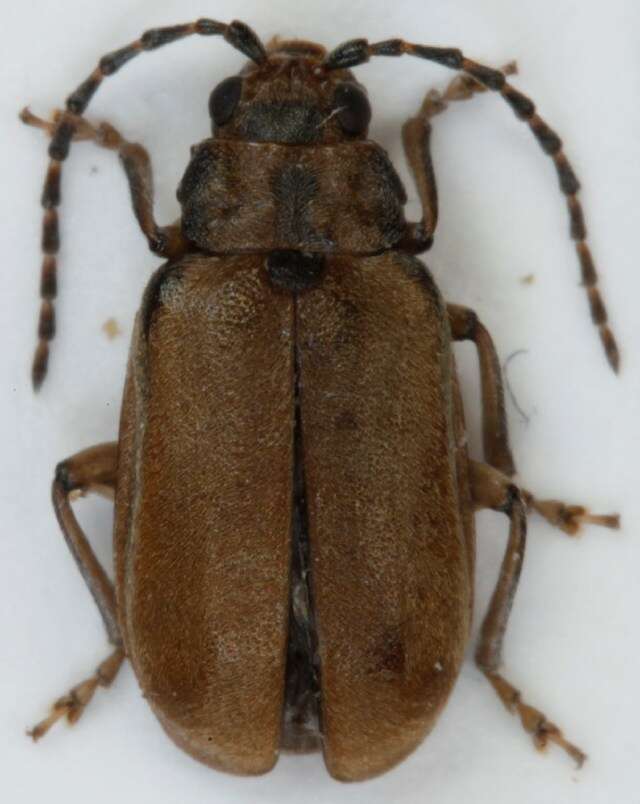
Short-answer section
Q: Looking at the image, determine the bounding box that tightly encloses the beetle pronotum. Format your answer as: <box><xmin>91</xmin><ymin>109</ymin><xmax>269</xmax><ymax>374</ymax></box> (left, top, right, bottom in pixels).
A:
<box><xmin>23</xmin><ymin>18</ymin><xmax>619</xmax><ymax>781</ymax></box>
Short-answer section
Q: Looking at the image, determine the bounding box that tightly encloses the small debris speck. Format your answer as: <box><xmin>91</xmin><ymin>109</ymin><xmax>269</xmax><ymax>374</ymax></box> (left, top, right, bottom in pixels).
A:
<box><xmin>102</xmin><ymin>318</ymin><xmax>122</xmax><ymax>340</ymax></box>
<box><xmin>520</xmin><ymin>274</ymin><xmax>535</xmax><ymax>285</ymax></box>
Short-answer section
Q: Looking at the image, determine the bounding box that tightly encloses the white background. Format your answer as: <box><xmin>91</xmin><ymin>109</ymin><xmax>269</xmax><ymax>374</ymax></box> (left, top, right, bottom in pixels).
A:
<box><xmin>2</xmin><ymin>1</ymin><xmax>639</xmax><ymax>802</ymax></box>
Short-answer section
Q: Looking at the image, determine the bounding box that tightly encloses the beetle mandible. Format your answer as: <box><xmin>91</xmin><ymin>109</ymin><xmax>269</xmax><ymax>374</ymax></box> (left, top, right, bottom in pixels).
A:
<box><xmin>23</xmin><ymin>19</ymin><xmax>620</xmax><ymax>781</ymax></box>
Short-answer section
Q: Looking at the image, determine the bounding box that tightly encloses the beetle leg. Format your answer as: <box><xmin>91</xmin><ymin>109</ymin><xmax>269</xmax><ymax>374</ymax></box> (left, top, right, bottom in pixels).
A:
<box><xmin>21</xmin><ymin>19</ymin><xmax>265</xmax><ymax>390</ymax></box>
<box><xmin>326</xmin><ymin>39</ymin><xmax>620</xmax><ymax>373</ymax></box>
<box><xmin>29</xmin><ymin>442</ymin><xmax>125</xmax><ymax>740</ymax></box>
<box><xmin>448</xmin><ymin>304</ymin><xmax>515</xmax><ymax>476</ymax></box>
<box><xmin>28</xmin><ymin>648</ymin><xmax>124</xmax><ymax>741</ymax></box>
<box><xmin>400</xmin><ymin>62</ymin><xmax>517</xmax><ymax>255</ymax></box>
<box><xmin>519</xmin><ymin>492</ymin><xmax>620</xmax><ymax>536</ymax></box>
<box><xmin>399</xmin><ymin>109</ymin><xmax>438</xmax><ymax>252</ymax></box>
<box><xmin>471</xmin><ymin>460</ymin><xmax>618</xmax><ymax>764</ymax></box>
<box><xmin>21</xmin><ymin>107</ymin><xmax>186</xmax><ymax>261</ymax></box>
<box><xmin>470</xmin><ymin>460</ymin><xmax>587</xmax><ymax>767</ymax></box>
<box><xmin>472</xmin><ymin>459</ymin><xmax>619</xmax><ymax>537</ymax></box>
<box><xmin>451</xmin><ymin>307</ymin><xmax>620</xmax><ymax>535</ymax></box>
<box><xmin>21</xmin><ymin>108</ymin><xmax>186</xmax><ymax>389</ymax></box>
<box><xmin>451</xmin><ymin>304</ymin><xmax>619</xmax><ymax>532</ymax></box>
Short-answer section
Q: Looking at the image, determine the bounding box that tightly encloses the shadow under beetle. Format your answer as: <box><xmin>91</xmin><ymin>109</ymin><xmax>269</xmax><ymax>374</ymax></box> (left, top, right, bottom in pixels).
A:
<box><xmin>23</xmin><ymin>19</ymin><xmax>619</xmax><ymax>781</ymax></box>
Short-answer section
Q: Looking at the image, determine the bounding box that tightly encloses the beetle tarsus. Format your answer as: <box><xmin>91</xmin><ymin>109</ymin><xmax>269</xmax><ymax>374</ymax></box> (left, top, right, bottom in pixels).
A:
<box><xmin>28</xmin><ymin>648</ymin><xmax>124</xmax><ymax>741</ymax></box>
<box><xmin>20</xmin><ymin>106</ymin><xmax>56</xmax><ymax>135</ymax></box>
<box><xmin>485</xmin><ymin>672</ymin><xmax>587</xmax><ymax>768</ymax></box>
<box><xmin>523</xmin><ymin>495</ymin><xmax>620</xmax><ymax>536</ymax></box>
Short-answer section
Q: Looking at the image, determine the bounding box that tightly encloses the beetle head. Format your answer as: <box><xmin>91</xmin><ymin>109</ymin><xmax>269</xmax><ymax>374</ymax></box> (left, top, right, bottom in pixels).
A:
<box><xmin>209</xmin><ymin>38</ymin><xmax>372</xmax><ymax>145</ymax></box>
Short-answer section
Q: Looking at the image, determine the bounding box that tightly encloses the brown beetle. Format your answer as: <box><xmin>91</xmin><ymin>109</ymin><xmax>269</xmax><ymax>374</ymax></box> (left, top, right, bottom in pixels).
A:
<box><xmin>24</xmin><ymin>20</ymin><xmax>619</xmax><ymax>781</ymax></box>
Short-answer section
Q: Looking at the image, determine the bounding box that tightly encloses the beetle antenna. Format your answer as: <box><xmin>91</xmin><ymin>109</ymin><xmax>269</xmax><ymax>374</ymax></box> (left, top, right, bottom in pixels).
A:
<box><xmin>323</xmin><ymin>38</ymin><xmax>619</xmax><ymax>373</ymax></box>
<box><xmin>22</xmin><ymin>19</ymin><xmax>266</xmax><ymax>390</ymax></box>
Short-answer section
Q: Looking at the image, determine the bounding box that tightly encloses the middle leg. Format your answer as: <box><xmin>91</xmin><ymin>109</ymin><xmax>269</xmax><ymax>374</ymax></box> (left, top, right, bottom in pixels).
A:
<box><xmin>450</xmin><ymin>303</ymin><xmax>620</xmax><ymax>534</ymax></box>
<box><xmin>455</xmin><ymin>304</ymin><xmax>618</xmax><ymax>763</ymax></box>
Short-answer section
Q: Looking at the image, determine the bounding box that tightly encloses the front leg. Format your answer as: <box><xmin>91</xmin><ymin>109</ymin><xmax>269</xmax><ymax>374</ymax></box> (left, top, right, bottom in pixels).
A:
<box><xmin>449</xmin><ymin>303</ymin><xmax>619</xmax><ymax>534</ymax></box>
<box><xmin>29</xmin><ymin>443</ymin><xmax>125</xmax><ymax>740</ymax></box>
<box><xmin>399</xmin><ymin>62</ymin><xmax>517</xmax><ymax>254</ymax></box>
<box><xmin>455</xmin><ymin>309</ymin><xmax>618</xmax><ymax>764</ymax></box>
<box><xmin>21</xmin><ymin>108</ymin><xmax>187</xmax><ymax>388</ymax></box>
<box><xmin>21</xmin><ymin>108</ymin><xmax>186</xmax><ymax>259</ymax></box>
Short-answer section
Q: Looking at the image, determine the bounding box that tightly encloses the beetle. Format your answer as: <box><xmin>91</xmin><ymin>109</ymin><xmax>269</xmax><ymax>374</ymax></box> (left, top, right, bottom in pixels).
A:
<box><xmin>23</xmin><ymin>18</ymin><xmax>620</xmax><ymax>781</ymax></box>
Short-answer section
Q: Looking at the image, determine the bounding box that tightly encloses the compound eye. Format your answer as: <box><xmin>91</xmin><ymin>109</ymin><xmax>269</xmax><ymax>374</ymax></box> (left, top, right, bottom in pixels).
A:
<box><xmin>333</xmin><ymin>82</ymin><xmax>371</xmax><ymax>136</ymax></box>
<box><xmin>209</xmin><ymin>76</ymin><xmax>243</xmax><ymax>126</ymax></box>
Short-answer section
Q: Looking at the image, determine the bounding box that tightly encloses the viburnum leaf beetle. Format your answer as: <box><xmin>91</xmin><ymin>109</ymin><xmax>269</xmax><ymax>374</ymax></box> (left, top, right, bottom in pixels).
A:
<box><xmin>23</xmin><ymin>18</ymin><xmax>620</xmax><ymax>782</ymax></box>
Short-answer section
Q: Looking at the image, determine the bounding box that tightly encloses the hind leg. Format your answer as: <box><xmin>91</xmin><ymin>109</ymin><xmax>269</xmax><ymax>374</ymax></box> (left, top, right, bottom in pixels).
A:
<box><xmin>471</xmin><ymin>462</ymin><xmax>588</xmax><ymax>766</ymax></box>
<box><xmin>470</xmin><ymin>459</ymin><xmax>617</xmax><ymax>767</ymax></box>
<box><xmin>456</xmin><ymin>300</ymin><xmax>618</xmax><ymax>765</ymax></box>
<box><xmin>29</xmin><ymin>443</ymin><xmax>126</xmax><ymax>740</ymax></box>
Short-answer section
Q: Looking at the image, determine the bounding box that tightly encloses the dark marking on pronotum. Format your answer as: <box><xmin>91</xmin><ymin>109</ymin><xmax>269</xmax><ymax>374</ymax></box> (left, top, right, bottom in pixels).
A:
<box><xmin>272</xmin><ymin>164</ymin><xmax>320</xmax><ymax>244</ymax></box>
